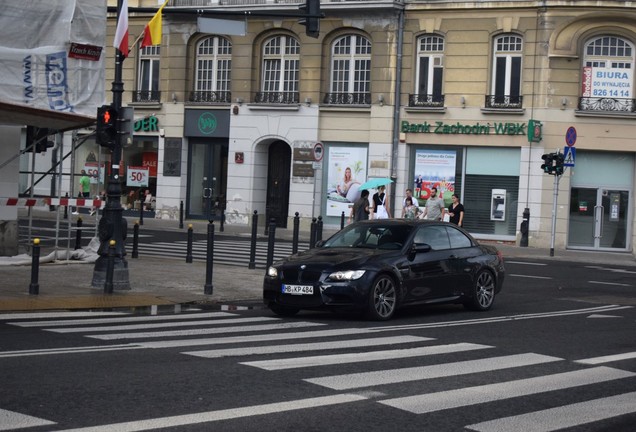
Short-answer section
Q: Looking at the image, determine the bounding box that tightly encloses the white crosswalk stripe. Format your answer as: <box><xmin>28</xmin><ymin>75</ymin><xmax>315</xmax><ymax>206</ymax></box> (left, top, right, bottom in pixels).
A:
<box><xmin>125</xmin><ymin>239</ymin><xmax>310</xmax><ymax>267</ymax></box>
<box><xmin>2</xmin><ymin>311</ymin><xmax>635</xmax><ymax>431</ymax></box>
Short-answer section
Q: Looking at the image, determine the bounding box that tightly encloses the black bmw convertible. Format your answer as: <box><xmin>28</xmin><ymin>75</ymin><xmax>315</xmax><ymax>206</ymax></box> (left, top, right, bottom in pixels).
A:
<box><xmin>263</xmin><ymin>219</ymin><xmax>505</xmax><ymax>320</ymax></box>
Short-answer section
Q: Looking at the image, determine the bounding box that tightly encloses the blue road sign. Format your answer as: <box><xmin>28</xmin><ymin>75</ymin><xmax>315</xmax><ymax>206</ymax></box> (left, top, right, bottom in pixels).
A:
<box><xmin>563</xmin><ymin>146</ymin><xmax>576</xmax><ymax>167</ymax></box>
<box><xmin>565</xmin><ymin>126</ymin><xmax>577</xmax><ymax>147</ymax></box>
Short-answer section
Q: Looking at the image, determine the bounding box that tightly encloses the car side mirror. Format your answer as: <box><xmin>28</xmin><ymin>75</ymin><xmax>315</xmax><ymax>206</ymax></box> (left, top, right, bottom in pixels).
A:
<box><xmin>412</xmin><ymin>243</ymin><xmax>431</xmax><ymax>253</ymax></box>
<box><xmin>315</xmin><ymin>240</ymin><xmax>325</xmax><ymax>248</ymax></box>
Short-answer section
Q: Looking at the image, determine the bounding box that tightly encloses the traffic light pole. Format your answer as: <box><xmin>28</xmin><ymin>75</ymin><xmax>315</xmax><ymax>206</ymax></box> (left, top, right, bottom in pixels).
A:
<box><xmin>549</xmin><ymin>172</ymin><xmax>561</xmax><ymax>257</ymax></box>
<box><xmin>91</xmin><ymin>0</ymin><xmax>130</xmax><ymax>290</ymax></box>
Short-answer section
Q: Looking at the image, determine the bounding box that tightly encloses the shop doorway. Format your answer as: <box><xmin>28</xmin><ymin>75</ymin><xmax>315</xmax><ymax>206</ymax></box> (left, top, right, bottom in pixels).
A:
<box><xmin>187</xmin><ymin>140</ymin><xmax>228</xmax><ymax>220</ymax></box>
<box><xmin>568</xmin><ymin>187</ymin><xmax>630</xmax><ymax>251</ymax></box>
<box><xmin>265</xmin><ymin>141</ymin><xmax>291</xmax><ymax>228</ymax></box>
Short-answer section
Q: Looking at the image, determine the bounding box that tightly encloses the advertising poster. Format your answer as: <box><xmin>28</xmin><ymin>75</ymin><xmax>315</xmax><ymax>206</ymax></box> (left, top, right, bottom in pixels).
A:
<box><xmin>581</xmin><ymin>66</ymin><xmax>632</xmax><ymax>99</ymax></box>
<box><xmin>325</xmin><ymin>146</ymin><xmax>368</xmax><ymax>217</ymax></box>
<box><xmin>413</xmin><ymin>149</ymin><xmax>457</xmax><ymax>207</ymax></box>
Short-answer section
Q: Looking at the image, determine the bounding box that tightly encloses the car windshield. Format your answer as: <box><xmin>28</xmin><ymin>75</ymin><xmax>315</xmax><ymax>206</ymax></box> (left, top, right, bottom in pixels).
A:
<box><xmin>322</xmin><ymin>224</ymin><xmax>414</xmax><ymax>250</ymax></box>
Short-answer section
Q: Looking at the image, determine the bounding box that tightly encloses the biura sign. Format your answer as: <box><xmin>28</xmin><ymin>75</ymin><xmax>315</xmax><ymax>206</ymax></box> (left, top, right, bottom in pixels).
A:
<box><xmin>401</xmin><ymin>121</ymin><xmax>527</xmax><ymax>136</ymax></box>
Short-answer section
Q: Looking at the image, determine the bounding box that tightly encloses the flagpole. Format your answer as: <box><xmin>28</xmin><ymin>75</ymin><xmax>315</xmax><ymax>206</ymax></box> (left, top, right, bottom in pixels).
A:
<box><xmin>92</xmin><ymin>0</ymin><xmax>130</xmax><ymax>290</ymax></box>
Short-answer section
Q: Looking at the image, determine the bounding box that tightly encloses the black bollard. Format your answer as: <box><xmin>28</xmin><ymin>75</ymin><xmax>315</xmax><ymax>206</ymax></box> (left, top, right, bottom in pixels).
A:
<box><xmin>186</xmin><ymin>224</ymin><xmax>193</xmax><ymax>263</ymax></box>
<box><xmin>265</xmin><ymin>218</ymin><xmax>276</xmax><ymax>271</ymax></box>
<box><xmin>74</xmin><ymin>217</ymin><xmax>83</xmax><ymax>250</ymax></box>
<box><xmin>340</xmin><ymin>211</ymin><xmax>345</xmax><ymax>229</ymax></box>
<box><xmin>309</xmin><ymin>217</ymin><xmax>317</xmax><ymax>249</ymax></box>
<box><xmin>63</xmin><ymin>192</ymin><xmax>69</xmax><ymax>219</ymax></box>
<box><xmin>104</xmin><ymin>240</ymin><xmax>115</xmax><ymax>294</ymax></box>
<box><xmin>131</xmin><ymin>221</ymin><xmax>139</xmax><ymax>259</ymax></box>
<box><xmin>292</xmin><ymin>212</ymin><xmax>300</xmax><ymax>254</ymax></box>
<box><xmin>29</xmin><ymin>238</ymin><xmax>40</xmax><ymax>295</ymax></box>
<box><xmin>220</xmin><ymin>209</ymin><xmax>225</xmax><ymax>232</ymax></box>
<box><xmin>248</xmin><ymin>210</ymin><xmax>258</xmax><ymax>269</ymax></box>
<box><xmin>179</xmin><ymin>200</ymin><xmax>184</xmax><ymax>229</ymax></box>
<box><xmin>204</xmin><ymin>221</ymin><xmax>214</xmax><ymax>295</ymax></box>
<box><xmin>317</xmin><ymin>216</ymin><xmax>323</xmax><ymax>243</ymax></box>
<box><xmin>139</xmin><ymin>199</ymin><xmax>144</xmax><ymax>226</ymax></box>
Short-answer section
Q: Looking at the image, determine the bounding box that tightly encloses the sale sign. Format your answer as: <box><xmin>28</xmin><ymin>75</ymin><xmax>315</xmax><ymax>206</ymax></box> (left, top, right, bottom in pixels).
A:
<box><xmin>84</xmin><ymin>162</ymin><xmax>105</xmax><ymax>185</ymax></box>
<box><xmin>127</xmin><ymin>166</ymin><xmax>149</xmax><ymax>187</ymax></box>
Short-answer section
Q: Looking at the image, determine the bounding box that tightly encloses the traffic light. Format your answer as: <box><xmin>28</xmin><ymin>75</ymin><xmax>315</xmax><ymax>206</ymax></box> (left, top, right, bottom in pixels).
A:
<box><xmin>299</xmin><ymin>0</ymin><xmax>321</xmax><ymax>38</ymax></box>
<box><xmin>540</xmin><ymin>152</ymin><xmax>554</xmax><ymax>174</ymax></box>
<box><xmin>96</xmin><ymin>104</ymin><xmax>118</xmax><ymax>148</ymax></box>
<box><xmin>553</xmin><ymin>152</ymin><xmax>565</xmax><ymax>176</ymax></box>
<box><xmin>25</xmin><ymin>126</ymin><xmax>54</xmax><ymax>153</ymax></box>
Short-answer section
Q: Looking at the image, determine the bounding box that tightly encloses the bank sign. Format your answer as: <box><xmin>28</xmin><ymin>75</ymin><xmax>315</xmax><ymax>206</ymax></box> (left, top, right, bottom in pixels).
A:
<box><xmin>401</xmin><ymin>121</ymin><xmax>527</xmax><ymax>136</ymax></box>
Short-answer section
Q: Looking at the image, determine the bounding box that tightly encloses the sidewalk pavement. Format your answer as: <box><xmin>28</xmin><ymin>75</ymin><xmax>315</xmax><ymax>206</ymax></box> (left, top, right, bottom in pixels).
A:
<box><xmin>2</xmin><ymin>208</ymin><xmax>635</xmax><ymax>313</ymax></box>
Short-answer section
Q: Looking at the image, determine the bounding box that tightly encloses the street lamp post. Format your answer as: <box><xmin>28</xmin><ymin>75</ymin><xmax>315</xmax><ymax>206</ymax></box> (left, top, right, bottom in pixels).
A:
<box><xmin>91</xmin><ymin>0</ymin><xmax>130</xmax><ymax>290</ymax></box>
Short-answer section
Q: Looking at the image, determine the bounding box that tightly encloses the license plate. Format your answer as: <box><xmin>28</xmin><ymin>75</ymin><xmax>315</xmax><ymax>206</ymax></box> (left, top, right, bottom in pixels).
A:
<box><xmin>282</xmin><ymin>284</ymin><xmax>314</xmax><ymax>295</ymax></box>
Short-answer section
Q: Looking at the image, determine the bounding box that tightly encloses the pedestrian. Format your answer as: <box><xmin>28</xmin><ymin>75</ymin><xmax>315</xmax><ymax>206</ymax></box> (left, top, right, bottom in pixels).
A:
<box><xmin>403</xmin><ymin>196</ymin><xmax>421</xmax><ymax>220</ymax></box>
<box><xmin>448</xmin><ymin>193</ymin><xmax>465</xmax><ymax>226</ymax></box>
<box><xmin>73</xmin><ymin>170</ymin><xmax>91</xmax><ymax>215</ymax></box>
<box><xmin>349</xmin><ymin>189</ymin><xmax>370</xmax><ymax>222</ymax></box>
<box><xmin>402</xmin><ymin>188</ymin><xmax>419</xmax><ymax>217</ymax></box>
<box><xmin>419</xmin><ymin>187</ymin><xmax>445</xmax><ymax>221</ymax></box>
<box><xmin>372</xmin><ymin>185</ymin><xmax>391</xmax><ymax>219</ymax></box>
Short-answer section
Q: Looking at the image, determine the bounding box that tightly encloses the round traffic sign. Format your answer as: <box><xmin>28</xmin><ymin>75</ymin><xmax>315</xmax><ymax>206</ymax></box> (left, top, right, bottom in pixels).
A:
<box><xmin>565</xmin><ymin>126</ymin><xmax>577</xmax><ymax>147</ymax></box>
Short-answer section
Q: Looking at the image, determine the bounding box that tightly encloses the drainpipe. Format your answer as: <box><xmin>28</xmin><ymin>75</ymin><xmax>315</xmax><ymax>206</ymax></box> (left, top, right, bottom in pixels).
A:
<box><xmin>389</xmin><ymin>7</ymin><xmax>405</xmax><ymax>217</ymax></box>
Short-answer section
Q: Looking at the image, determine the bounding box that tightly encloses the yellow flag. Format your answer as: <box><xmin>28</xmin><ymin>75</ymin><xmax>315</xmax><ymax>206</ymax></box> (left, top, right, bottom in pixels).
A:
<box><xmin>141</xmin><ymin>0</ymin><xmax>169</xmax><ymax>48</ymax></box>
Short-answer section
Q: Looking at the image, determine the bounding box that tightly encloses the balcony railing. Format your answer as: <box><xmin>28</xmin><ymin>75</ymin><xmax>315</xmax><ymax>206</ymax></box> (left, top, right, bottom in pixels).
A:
<box><xmin>408</xmin><ymin>94</ymin><xmax>445</xmax><ymax>108</ymax></box>
<box><xmin>189</xmin><ymin>91</ymin><xmax>232</xmax><ymax>104</ymax></box>
<box><xmin>484</xmin><ymin>95</ymin><xmax>523</xmax><ymax>109</ymax></box>
<box><xmin>132</xmin><ymin>90</ymin><xmax>161</xmax><ymax>103</ymax></box>
<box><xmin>578</xmin><ymin>97</ymin><xmax>636</xmax><ymax>113</ymax></box>
<box><xmin>323</xmin><ymin>92</ymin><xmax>371</xmax><ymax>105</ymax></box>
<box><xmin>169</xmin><ymin>0</ymin><xmax>393</xmax><ymax>6</ymax></box>
<box><xmin>253</xmin><ymin>91</ymin><xmax>299</xmax><ymax>104</ymax></box>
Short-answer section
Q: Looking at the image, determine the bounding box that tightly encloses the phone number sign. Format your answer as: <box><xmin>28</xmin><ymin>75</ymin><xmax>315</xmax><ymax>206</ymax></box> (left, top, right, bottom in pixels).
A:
<box><xmin>127</xmin><ymin>166</ymin><xmax>149</xmax><ymax>187</ymax></box>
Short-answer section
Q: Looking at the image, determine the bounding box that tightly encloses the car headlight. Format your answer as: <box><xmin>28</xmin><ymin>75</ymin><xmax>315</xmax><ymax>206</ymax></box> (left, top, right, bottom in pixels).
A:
<box><xmin>328</xmin><ymin>270</ymin><xmax>366</xmax><ymax>281</ymax></box>
<box><xmin>267</xmin><ymin>267</ymin><xmax>278</xmax><ymax>278</ymax></box>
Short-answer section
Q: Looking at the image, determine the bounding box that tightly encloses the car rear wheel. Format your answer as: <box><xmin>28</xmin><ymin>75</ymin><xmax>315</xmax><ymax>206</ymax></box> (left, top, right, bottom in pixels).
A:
<box><xmin>268</xmin><ymin>302</ymin><xmax>300</xmax><ymax>317</ymax></box>
<box><xmin>366</xmin><ymin>275</ymin><xmax>397</xmax><ymax>320</ymax></box>
<box><xmin>465</xmin><ymin>270</ymin><xmax>495</xmax><ymax>311</ymax></box>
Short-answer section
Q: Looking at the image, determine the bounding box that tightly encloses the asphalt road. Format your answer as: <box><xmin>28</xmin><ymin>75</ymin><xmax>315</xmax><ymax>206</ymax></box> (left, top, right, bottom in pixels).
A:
<box><xmin>1</xmin><ymin>258</ymin><xmax>635</xmax><ymax>431</ymax></box>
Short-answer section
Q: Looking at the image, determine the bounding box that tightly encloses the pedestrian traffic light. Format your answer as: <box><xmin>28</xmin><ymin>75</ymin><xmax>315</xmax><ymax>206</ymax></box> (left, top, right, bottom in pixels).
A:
<box><xmin>299</xmin><ymin>0</ymin><xmax>321</xmax><ymax>38</ymax></box>
<box><xmin>25</xmin><ymin>126</ymin><xmax>54</xmax><ymax>153</ymax></box>
<box><xmin>96</xmin><ymin>105</ymin><xmax>118</xmax><ymax>148</ymax></box>
<box><xmin>540</xmin><ymin>152</ymin><xmax>554</xmax><ymax>174</ymax></box>
<box><xmin>553</xmin><ymin>152</ymin><xmax>565</xmax><ymax>176</ymax></box>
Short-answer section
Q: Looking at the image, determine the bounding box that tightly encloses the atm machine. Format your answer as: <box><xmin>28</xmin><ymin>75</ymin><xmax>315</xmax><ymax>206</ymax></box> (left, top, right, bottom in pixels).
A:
<box><xmin>491</xmin><ymin>189</ymin><xmax>506</xmax><ymax>221</ymax></box>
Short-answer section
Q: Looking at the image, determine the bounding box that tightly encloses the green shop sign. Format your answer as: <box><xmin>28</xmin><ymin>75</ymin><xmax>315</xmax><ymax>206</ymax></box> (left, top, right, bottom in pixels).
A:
<box><xmin>401</xmin><ymin>121</ymin><xmax>527</xmax><ymax>136</ymax></box>
<box><xmin>134</xmin><ymin>115</ymin><xmax>159</xmax><ymax>132</ymax></box>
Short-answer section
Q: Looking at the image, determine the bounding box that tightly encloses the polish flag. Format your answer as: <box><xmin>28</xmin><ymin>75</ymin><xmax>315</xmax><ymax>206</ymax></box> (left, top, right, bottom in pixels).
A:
<box><xmin>113</xmin><ymin>0</ymin><xmax>129</xmax><ymax>57</ymax></box>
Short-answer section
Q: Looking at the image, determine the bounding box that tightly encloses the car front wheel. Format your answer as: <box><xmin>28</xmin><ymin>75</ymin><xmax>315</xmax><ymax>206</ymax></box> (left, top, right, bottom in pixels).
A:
<box><xmin>366</xmin><ymin>275</ymin><xmax>397</xmax><ymax>320</ymax></box>
<box><xmin>268</xmin><ymin>302</ymin><xmax>300</xmax><ymax>317</ymax></box>
<box><xmin>465</xmin><ymin>270</ymin><xmax>496</xmax><ymax>311</ymax></box>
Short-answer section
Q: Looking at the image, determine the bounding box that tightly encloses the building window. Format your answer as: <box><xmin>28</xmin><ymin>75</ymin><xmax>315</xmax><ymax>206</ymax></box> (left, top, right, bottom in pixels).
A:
<box><xmin>579</xmin><ymin>36</ymin><xmax>635</xmax><ymax>112</ymax></box>
<box><xmin>135</xmin><ymin>46</ymin><xmax>161</xmax><ymax>103</ymax></box>
<box><xmin>487</xmin><ymin>34</ymin><xmax>523</xmax><ymax>109</ymax></box>
<box><xmin>324</xmin><ymin>34</ymin><xmax>372</xmax><ymax>105</ymax></box>
<box><xmin>410</xmin><ymin>35</ymin><xmax>445</xmax><ymax>107</ymax></box>
<box><xmin>192</xmin><ymin>36</ymin><xmax>232</xmax><ymax>103</ymax></box>
<box><xmin>255</xmin><ymin>35</ymin><xmax>299</xmax><ymax>104</ymax></box>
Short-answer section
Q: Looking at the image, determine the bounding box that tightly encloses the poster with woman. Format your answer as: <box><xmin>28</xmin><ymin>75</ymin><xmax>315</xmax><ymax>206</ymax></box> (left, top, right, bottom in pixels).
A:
<box><xmin>326</xmin><ymin>146</ymin><xmax>368</xmax><ymax>216</ymax></box>
<box><xmin>413</xmin><ymin>149</ymin><xmax>457</xmax><ymax>207</ymax></box>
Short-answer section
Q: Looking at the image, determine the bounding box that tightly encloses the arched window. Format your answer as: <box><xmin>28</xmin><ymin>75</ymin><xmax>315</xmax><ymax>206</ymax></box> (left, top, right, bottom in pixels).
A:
<box><xmin>325</xmin><ymin>35</ymin><xmax>371</xmax><ymax>105</ymax></box>
<box><xmin>257</xmin><ymin>35</ymin><xmax>300</xmax><ymax>104</ymax></box>
<box><xmin>193</xmin><ymin>36</ymin><xmax>232</xmax><ymax>103</ymax></box>
<box><xmin>580</xmin><ymin>36</ymin><xmax>635</xmax><ymax>112</ymax></box>
<box><xmin>412</xmin><ymin>35</ymin><xmax>444</xmax><ymax>107</ymax></box>
<box><xmin>135</xmin><ymin>46</ymin><xmax>160</xmax><ymax>102</ymax></box>
<box><xmin>488</xmin><ymin>34</ymin><xmax>523</xmax><ymax>108</ymax></box>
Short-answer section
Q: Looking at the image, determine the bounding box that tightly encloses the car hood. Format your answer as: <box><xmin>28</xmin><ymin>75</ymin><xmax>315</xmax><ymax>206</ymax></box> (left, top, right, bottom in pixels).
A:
<box><xmin>281</xmin><ymin>247</ymin><xmax>381</xmax><ymax>269</ymax></box>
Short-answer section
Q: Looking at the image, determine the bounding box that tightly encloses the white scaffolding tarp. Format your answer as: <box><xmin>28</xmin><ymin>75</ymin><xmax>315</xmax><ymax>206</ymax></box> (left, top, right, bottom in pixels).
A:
<box><xmin>0</xmin><ymin>0</ymin><xmax>106</xmax><ymax>120</ymax></box>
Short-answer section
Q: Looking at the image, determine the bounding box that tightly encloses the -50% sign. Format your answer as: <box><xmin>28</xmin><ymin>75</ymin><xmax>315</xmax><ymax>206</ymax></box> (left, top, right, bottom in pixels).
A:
<box><xmin>127</xmin><ymin>166</ymin><xmax>149</xmax><ymax>187</ymax></box>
